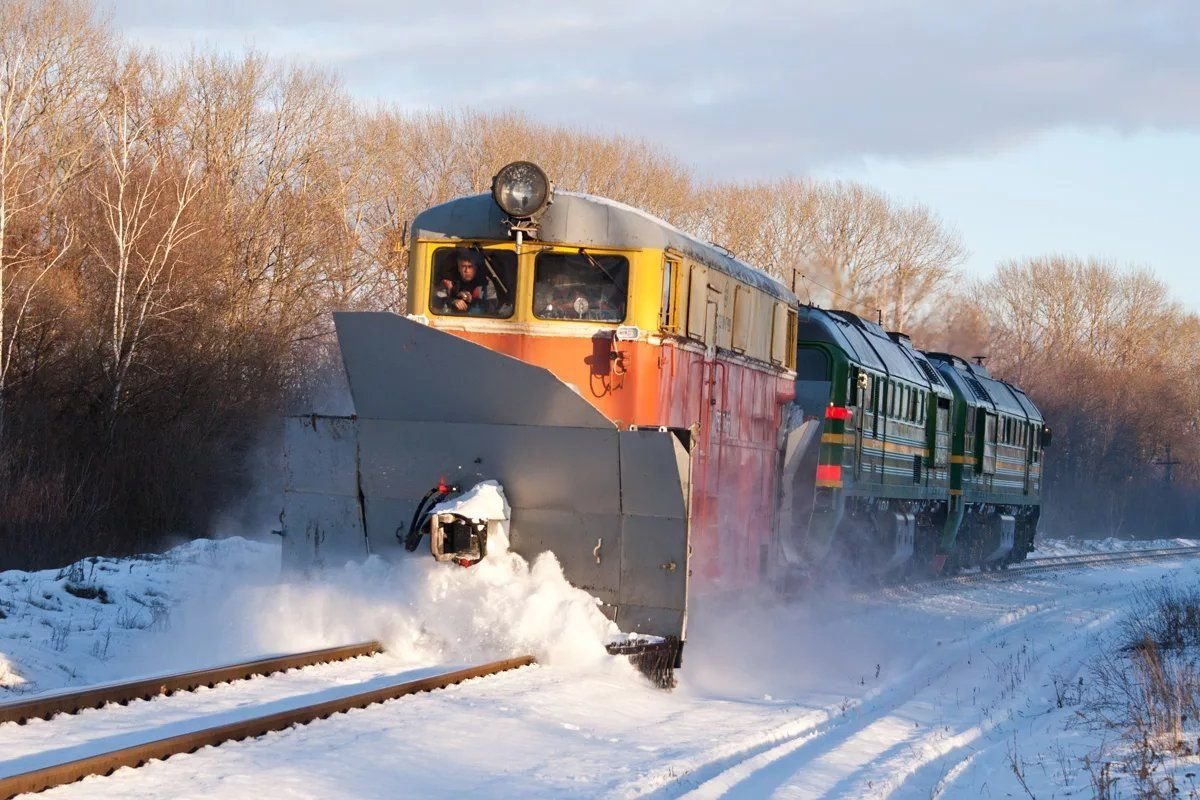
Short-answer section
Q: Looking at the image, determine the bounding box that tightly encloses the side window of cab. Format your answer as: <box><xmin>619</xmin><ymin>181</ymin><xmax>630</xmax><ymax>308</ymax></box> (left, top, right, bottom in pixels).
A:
<box><xmin>429</xmin><ymin>247</ymin><xmax>517</xmax><ymax>318</ymax></box>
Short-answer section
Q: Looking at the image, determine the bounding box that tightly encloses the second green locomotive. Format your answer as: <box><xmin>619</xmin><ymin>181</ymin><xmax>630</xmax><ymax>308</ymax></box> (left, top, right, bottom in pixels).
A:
<box><xmin>781</xmin><ymin>306</ymin><xmax>1047</xmax><ymax>577</ymax></box>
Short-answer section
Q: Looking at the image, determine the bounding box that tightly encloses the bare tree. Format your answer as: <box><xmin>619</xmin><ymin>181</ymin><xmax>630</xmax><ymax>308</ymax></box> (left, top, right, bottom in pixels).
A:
<box><xmin>972</xmin><ymin>255</ymin><xmax>1200</xmax><ymax>535</ymax></box>
<box><xmin>878</xmin><ymin>203</ymin><xmax>966</xmax><ymax>331</ymax></box>
<box><xmin>695</xmin><ymin>178</ymin><xmax>816</xmax><ymax>287</ymax></box>
<box><xmin>800</xmin><ymin>181</ymin><xmax>965</xmax><ymax>331</ymax></box>
<box><xmin>88</xmin><ymin>53</ymin><xmax>204</xmax><ymax>417</ymax></box>
<box><xmin>0</xmin><ymin>0</ymin><xmax>108</xmax><ymax>435</ymax></box>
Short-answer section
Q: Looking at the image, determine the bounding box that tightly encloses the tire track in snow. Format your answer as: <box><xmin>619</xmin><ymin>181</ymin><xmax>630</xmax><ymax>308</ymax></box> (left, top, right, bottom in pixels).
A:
<box><xmin>869</xmin><ymin>564</ymin><xmax>1195</xmax><ymax>799</ymax></box>
<box><xmin>617</xmin><ymin>562</ymin><xmax>1187</xmax><ymax>800</ymax></box>
<box><xmin>613</xmin><ymin>584</ymin><xmax>1065</xmax><ymax>799</ymax></box>
<box><xmin>810</xmin><ymin>601</ymin><xmax>1125</xmax><ymax>799</ymax></box>
<box><xmin>771</xmin><ymin>568</ymin><xmax>1176</xmax><ymax>798</ymax></box>
<box><xmin>894</xmin><ymin>571</ymin><xmax>1179</xmax><ymax>799</ymax></box>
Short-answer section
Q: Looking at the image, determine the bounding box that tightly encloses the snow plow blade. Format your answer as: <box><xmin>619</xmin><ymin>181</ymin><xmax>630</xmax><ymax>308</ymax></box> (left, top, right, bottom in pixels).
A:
<box><xmin>282</xmin><ymin>312</ymin><xmax>691</xmax><ymax>642</ymax></box>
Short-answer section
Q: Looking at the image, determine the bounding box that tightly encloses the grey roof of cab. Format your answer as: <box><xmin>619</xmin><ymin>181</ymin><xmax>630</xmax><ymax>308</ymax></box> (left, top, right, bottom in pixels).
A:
<box><xmin>411</xmin><ymin>191</ymin><xmax>797</xmax><ymax>303</ymax></box>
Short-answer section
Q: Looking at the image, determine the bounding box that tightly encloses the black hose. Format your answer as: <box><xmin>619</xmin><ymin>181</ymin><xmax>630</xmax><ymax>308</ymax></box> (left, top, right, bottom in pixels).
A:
<box><xmin>403</xmin><ymin>488</ymin><xmax>443</xmax><ymax>552</ymax></box>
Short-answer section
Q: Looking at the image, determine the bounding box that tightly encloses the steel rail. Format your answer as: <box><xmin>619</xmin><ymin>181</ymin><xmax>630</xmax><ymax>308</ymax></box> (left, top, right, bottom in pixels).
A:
<box><xmin>0</xmin><ymin>655</ymin><xmax>535</xmax><ymax>800</ymax></box>
<box><xmin>936</xmin><ymin>546</ymin><xmax>1200</xmax><ymax>586</ymax></box>
<box><xmin>0</xmin><ymin>641</ymin><xmax>382</xmax><ymax>726</ymax></box>
<box><xmin>1008</xmin><ymin>546</ymin><xmax>1200</xmax><ymax>574</ymax></box>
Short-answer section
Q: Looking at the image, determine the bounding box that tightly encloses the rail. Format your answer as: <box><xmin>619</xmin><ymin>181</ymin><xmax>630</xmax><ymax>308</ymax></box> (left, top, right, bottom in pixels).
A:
<box><xmin>0</xmin><ymin>655</ymin><xmax>535</xmax><ymax>799</ymax></box>
<box><xmin>0</xmin><ymin>641</ymin><xmax>382</xmax><ymax>726</ymax></box>
<box><xmin>929</xmin><ymin>546</ymin><xmax>1200</xmax><ymax>586</ymax></box>
<box><xmin>1008</xmin><ymin>545</ymin><xmax>1200</xmax><ymax>574</ymax></box>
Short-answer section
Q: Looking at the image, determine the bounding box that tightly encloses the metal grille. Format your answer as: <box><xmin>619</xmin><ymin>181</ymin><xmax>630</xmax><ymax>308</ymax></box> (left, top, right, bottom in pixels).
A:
<box><xmin>964</xmin><ymin>374</ymin><xmax>993</xmax><ymax>402</ymax></box>
<box><xmin>916</xmin><ymin>359</ymin><xmax>944</xmax><ymax>386</ymax></box>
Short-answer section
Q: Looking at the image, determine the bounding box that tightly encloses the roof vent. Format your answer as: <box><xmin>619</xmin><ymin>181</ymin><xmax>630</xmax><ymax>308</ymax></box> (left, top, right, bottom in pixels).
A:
<box><xmin>964</xmin><ymin>374</ymin><xmax>993</xmax><ymax>403</ymax></box>
<box><xmin>916</xmin><ymin>359</ymin><xmax>944</xmax><ymax>386</ymax></box>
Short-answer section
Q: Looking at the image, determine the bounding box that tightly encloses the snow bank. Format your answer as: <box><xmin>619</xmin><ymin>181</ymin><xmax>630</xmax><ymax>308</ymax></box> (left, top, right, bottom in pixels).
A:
<box><xmin>0</xmin><ymin>538</ymin><xmax>278</xmax><ymax>696</ymax></box>
<box><xmin>0</xmin><ymin>511</ymin><xmax>626</xmax><ymax>697</ymax></box>
<box><xmin>210</xmin><ymin>526</ymin><xmax>622</xmax><ymax>674</ymax></box>
<box><xmin>0</xmin><ymin>653</ymin><xmax>22</xmax><ymax>690</ymax></box>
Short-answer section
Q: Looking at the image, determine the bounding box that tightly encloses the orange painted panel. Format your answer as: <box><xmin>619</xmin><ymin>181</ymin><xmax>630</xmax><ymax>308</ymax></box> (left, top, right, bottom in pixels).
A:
<box><xmin>446</xmin><ymin>327</ymin><xmax>796</xmax><ymax>592</ymax></box>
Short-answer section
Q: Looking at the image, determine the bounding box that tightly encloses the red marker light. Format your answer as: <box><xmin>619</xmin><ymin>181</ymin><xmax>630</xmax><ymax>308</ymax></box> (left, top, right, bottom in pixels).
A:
<box><xmin>816</xmin><ymin>464</ymin><xmax>842</xmax><ymax>482</ymax></box>
<box><xmin>825</xmin><ymin>405</ymin><xmax>853</xmax><ymax>421</ymax></box>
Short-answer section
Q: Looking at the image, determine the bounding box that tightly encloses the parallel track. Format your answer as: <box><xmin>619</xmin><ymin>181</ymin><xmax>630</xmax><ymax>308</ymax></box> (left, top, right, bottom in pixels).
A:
<box><xmin>933</xmin><ymin>545</ymin><xmax>1200</xmax><ymax>587</ymax></box>
<box><xmin>0</xmin><ymin>654</ymin><xmax>534</xmax><ymax>799</ymax></box>
<box><xmin>1011</xmin><ymin>545</ymin><xmax>1200</xmax><ymax>574</ymax></box>
<box><xmin>0</xmin><ymin>641</ymin><xmax>382</xmax><ymax>726</ymax></box>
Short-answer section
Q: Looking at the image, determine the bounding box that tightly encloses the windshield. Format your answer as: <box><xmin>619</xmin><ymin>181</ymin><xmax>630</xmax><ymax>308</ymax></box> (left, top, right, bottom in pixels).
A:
<box><xmin>429</xmin><ymin>247</ymin><xmax>517</xmax><ymax>318</ymax></box>
<box><xmin>532</xmin><ymin>252</ymin><xmax>628</xmax><ymax>322</ymax></box>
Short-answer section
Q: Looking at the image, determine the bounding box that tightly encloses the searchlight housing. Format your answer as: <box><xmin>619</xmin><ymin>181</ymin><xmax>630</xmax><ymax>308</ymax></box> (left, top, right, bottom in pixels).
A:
<box><xmin>491</xmin><ymin>161</ymin><xmax>554</xmax><ymax>250</ymax></box>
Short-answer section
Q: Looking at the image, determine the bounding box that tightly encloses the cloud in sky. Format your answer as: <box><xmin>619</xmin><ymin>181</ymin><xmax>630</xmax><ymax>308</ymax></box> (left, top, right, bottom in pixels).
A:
<box><xmin>111</xmin><ymin>0</ymin><xmax>1200</xmax><ymax>176</ymax></box>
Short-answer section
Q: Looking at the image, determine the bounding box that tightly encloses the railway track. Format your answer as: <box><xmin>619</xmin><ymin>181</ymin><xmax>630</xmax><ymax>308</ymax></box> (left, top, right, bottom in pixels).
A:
<box><xmin>0</xmin><ymin>641</ymin><xmax>382</xmax><ymax>726</ymax></box>
<box><xmin>1010</xmin><ymin>545</ymin><xmax>1200</xmax><ymax>574</ymax></box>
<box><xmin>1</xmin><ymin>546</ymin><xmax>1189</xmax><ymax>798</ymax></box>
<box><xmin>931</xmin><ymin>545</ymin><xmax>1200</xmax><ymax>584</ymax></box>
<box><xmin>921</xmin><ymin>545</ymin><xmax>1200</xmax><ymax>588</ymax></box>
<box><xmin>868</xmin><ymin>545</ymin><xmax>1200</xmax><ymax>592</ymax></box>
<box><xmin>0</xmin><ymin>645</ymin><xmax>534</xmax><ymax>799</ymax></box>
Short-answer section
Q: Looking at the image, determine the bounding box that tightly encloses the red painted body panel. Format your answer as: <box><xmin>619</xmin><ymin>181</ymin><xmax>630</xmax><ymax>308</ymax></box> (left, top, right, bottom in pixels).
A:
<box><xmin>444</xmin><ymin>328</ymin><xmax>794</xmax><ymax>592</ymax></box>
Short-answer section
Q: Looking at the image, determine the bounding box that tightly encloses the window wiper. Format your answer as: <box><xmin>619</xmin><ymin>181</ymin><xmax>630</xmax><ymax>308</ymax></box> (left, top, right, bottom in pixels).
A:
<box><xmin>578</xmin><ymin>248</ymin><xmax>625</xmax><ymax>291</ymax></box>
<box><xmin>471</xmin><ymin>244</ymin><xmax>509</xmax><ymax>296</ymax></box>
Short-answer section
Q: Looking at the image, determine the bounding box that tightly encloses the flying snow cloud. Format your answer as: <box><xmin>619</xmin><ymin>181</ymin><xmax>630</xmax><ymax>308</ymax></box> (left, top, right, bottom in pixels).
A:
<box><xmin>136</xmin><ymin>530</ymin><xmax>626</xmax><ymax>678</ymax></box>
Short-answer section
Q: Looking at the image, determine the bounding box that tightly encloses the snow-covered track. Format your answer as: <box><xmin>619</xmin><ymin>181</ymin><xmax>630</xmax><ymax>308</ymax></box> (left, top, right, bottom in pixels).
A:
<box><xmin>929</xmin><ymin>546</ymin><xmax>1200</xmax><ymax>588</ymax></box>
<box><xmin>0</xmin><ymin>641</ymin><xmax>382</xmax><ymax>726</ymax></box>
<box><xmin>1010</xmin><ymin>545</ymin><xmax>1200</xmax><ymax>573</ymax></box>
<box><xmin>0</xmin><ymin>655</ymin><xmax>534</xmax><ymax>799</ymax></box>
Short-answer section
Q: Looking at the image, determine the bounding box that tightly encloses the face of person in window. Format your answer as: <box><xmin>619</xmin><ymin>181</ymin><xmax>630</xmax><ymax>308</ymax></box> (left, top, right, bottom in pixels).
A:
<box><xmin>457</xmin><ymin>259</ymin><xmax>476</xmax><ymax>282</ymax></box>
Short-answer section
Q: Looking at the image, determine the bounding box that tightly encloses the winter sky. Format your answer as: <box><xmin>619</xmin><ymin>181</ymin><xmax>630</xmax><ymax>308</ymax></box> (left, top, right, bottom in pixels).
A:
<box><xmin>110</xmin><ymin>1</ymin><xmax>1200</xmax><ymax>307</ymax></box>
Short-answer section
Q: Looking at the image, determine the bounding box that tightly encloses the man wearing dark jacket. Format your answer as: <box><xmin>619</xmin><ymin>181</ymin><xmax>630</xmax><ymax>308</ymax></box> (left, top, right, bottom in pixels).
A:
<box><xmin>437</xmin><ymin>250</ymin><xmax>491</xmax><ymax>313</ymax></box>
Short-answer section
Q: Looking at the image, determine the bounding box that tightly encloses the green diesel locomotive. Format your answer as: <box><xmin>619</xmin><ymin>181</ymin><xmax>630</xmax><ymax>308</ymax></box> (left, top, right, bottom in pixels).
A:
<box><xmin>782</xmin><ymin>306</ymin><xmax>1047</xmax><ymax>578</ymax></box>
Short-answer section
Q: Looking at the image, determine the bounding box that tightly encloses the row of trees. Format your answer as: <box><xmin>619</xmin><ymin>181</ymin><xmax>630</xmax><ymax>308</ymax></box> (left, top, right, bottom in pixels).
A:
<box><xmin>970</xmin><ymin>259</ymin><xmax>1200</xmax><ymax>535</ymax></box>
<box><xmin>0</xmin><ymin>0</ymin><xmax>1194</xmax><ymax>568</ymax></box>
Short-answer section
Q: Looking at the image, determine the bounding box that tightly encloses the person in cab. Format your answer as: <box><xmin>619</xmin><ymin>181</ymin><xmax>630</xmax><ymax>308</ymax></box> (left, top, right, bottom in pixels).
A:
<box><xmin>435</xmin><ymin>250</ymin><xmax>493</xmax><ymax>314</ymax></box>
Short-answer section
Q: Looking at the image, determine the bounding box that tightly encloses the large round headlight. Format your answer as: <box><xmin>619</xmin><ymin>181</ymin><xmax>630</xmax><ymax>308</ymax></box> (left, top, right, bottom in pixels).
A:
<box><xmin>491</xmin><ymin>161</ymin><xmax>552</xmax><ymax>218</ymax></box>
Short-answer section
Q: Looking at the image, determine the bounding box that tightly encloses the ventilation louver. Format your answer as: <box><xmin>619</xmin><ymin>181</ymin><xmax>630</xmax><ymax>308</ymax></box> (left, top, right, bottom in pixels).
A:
<box><xmin>964</xmin><ymin>374</ymin><xmax>992</xmax><ymax>403</ymax></box>
<box><xmin>916</xmin><ymin>360</ymin><xmax>944</xmax><ymax>386</ymax></box>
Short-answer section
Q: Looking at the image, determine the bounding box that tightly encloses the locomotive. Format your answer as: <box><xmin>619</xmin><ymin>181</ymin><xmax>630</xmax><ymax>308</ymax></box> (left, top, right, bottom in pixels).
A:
<box><xmin>282</xmin><ymin>162</ymin><xmax>1048</xmax><ymax>680</ymax></box>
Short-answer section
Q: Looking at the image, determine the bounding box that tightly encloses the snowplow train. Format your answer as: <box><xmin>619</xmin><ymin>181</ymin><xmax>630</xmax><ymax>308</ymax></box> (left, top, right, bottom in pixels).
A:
<box><xmin>283</xmin><ymin>162</ymin><xmax>1048</xmax><ymax>685</ymax></box>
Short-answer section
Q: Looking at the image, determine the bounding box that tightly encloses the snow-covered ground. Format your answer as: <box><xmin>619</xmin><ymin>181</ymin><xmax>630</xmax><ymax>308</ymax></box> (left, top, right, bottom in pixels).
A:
<box><xmin>1031</xmin><ymin>536</ymin><xmax>1200</xmax><ymax>558</ymax></box>
<box><xmin>2</xmin><ymin>534</ymin><xmax>1199</xmax><ymax>798</ymax></box>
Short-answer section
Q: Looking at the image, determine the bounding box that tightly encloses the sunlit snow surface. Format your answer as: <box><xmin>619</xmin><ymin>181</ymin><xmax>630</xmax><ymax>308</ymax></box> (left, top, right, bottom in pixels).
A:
<box><xmin>1</xmin><ymin>535</ymin><xmax>1199</xmax><ymax>798</ymax></box>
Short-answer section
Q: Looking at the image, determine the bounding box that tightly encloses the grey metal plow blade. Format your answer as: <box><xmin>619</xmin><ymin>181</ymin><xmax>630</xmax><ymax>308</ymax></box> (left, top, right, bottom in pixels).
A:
<box><xmin>329</xmin><ymin>312</ymin><xmax>691</xmax><ymax>640</ymax></box>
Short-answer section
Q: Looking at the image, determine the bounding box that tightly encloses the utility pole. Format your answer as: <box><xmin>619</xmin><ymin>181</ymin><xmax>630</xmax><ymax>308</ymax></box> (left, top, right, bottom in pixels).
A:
<box><xmin>1153</xmin><ymin>444</ymin><xmax>1181</xmax><ymax>487</ymax></box>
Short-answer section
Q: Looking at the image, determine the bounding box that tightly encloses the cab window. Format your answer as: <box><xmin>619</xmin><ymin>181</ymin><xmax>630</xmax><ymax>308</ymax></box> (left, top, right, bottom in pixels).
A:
<box><xmin>533</xmin><ymin>252</ymin><xmax>628</xmax><ymax>322</ymax></box>
<box><xmin>429</xmin><ymin>247</ymin><xmax>517</xmax><ymax>318</ymax></box>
